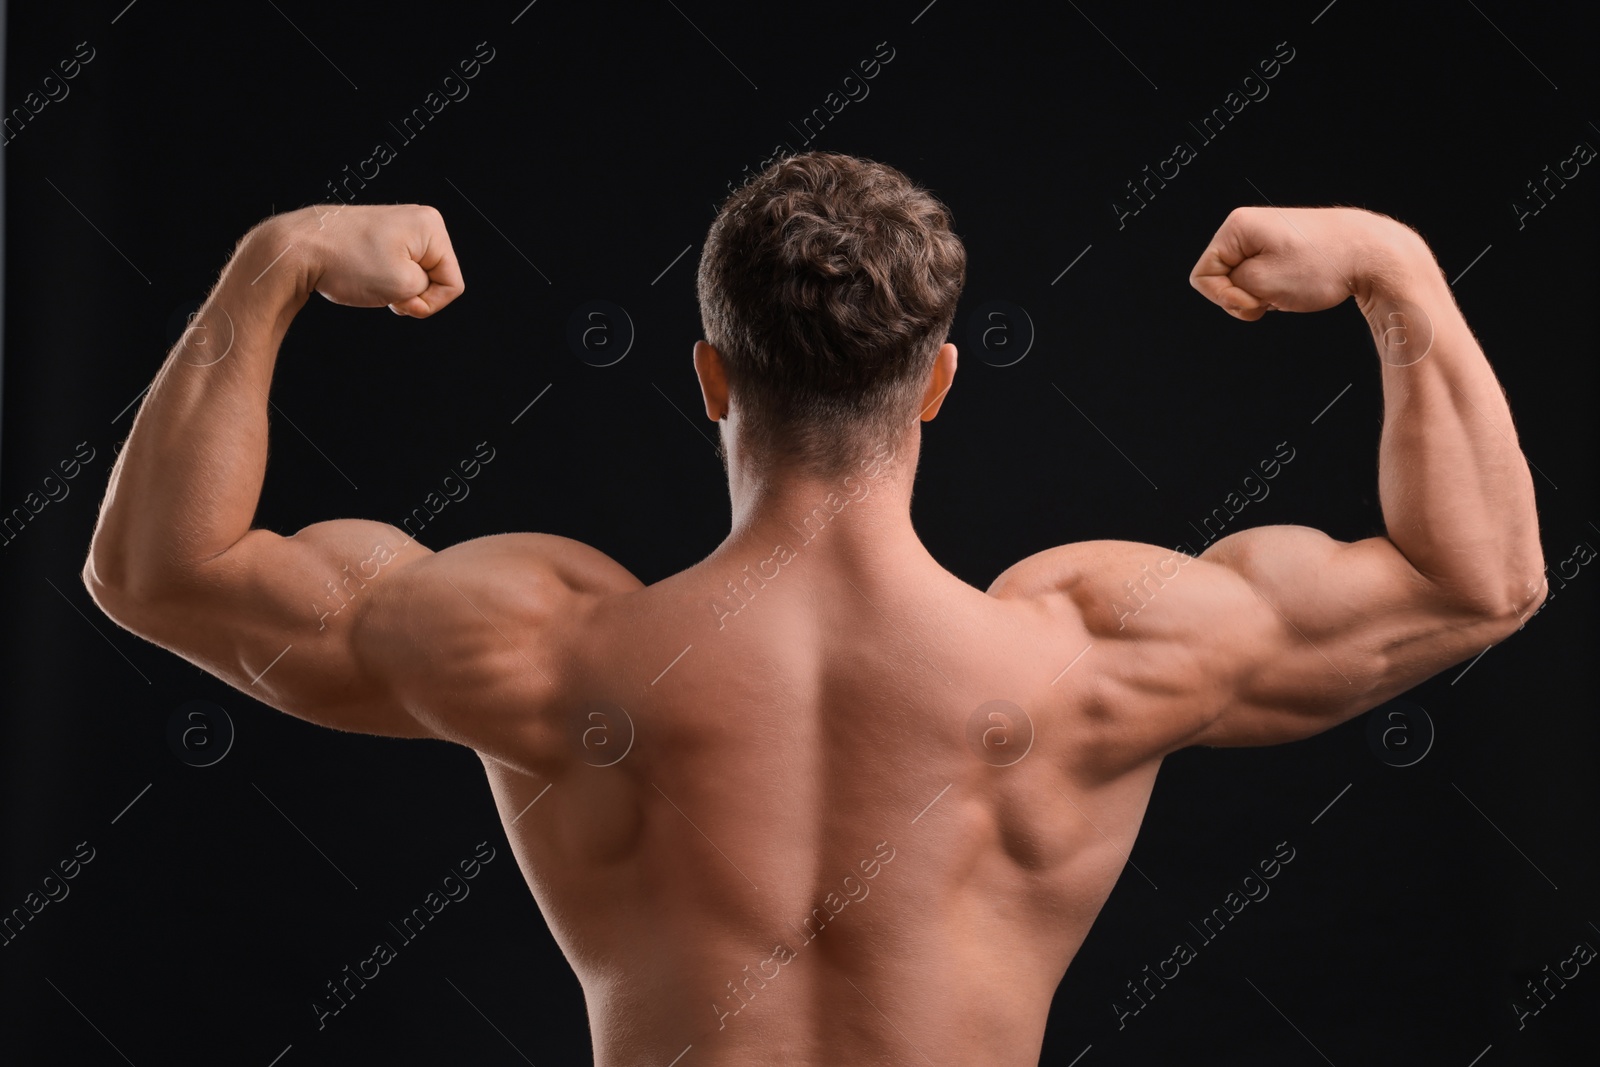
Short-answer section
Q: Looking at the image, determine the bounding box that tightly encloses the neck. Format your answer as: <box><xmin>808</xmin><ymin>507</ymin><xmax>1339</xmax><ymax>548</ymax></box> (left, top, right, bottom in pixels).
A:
<box><xmin>718</xmin><ymin>429</ymin><xmax>928</xmax><ymax>569</ymax></box>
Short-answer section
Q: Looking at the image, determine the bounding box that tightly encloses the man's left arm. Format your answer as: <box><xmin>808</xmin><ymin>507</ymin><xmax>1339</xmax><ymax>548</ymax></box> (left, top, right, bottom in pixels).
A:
<box><xmin>82</xmin><ymin>205</ymin><xmax>466</xmax><ymax>737</ymax></box>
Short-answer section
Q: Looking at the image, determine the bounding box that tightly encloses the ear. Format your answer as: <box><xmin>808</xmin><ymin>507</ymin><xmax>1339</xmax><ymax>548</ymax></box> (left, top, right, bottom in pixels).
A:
<box><xmin>694</xmin><ymin>341</ymin><xmax>728</xmax><ymax>421</ymax></box>
<box><xmin>918</xmin><ymin>343</ymin><xmax>958</xmax><ymax>421</ymax></box>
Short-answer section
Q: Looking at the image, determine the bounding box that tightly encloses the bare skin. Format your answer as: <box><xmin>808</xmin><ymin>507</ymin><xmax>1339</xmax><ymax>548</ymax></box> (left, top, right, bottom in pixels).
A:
<box><xmin>84</xmin><ymin>202</ymin><xmax>1545</xmax><ymax>1065</ymax></box>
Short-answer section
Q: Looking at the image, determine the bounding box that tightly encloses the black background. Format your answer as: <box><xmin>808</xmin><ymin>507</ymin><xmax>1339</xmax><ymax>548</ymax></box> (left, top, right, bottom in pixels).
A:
<box><xmin>2</xmin><ymin>1</ymin><xmax>1596</xmax><ymax>1064</ymax></box>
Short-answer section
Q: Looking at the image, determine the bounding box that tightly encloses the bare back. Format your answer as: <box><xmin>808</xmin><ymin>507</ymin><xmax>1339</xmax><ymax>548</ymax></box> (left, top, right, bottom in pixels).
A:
<box><xmin>468</xmin><ymin>543</ymin><xmax>1158</xmax><ymax>1067</ymax></box>
<box><xmin>85</xmin><ymin>202</ymin><xmax>1544</xmax><ymax>1067</ymax></box>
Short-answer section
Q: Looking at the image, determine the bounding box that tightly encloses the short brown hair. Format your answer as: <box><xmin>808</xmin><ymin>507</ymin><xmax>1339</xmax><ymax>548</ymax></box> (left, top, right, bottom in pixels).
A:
<box><xmin>697</xmin><ymin>151</ymin><xmax>966</xmax><ymax>476</ymax></box>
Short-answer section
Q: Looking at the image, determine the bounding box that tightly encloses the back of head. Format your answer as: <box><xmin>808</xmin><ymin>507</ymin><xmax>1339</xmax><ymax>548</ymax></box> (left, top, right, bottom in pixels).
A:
<box><xmin>697</xmin><ymin>152</ymin><xmax>967</xmax><ymax>478</ymax></box>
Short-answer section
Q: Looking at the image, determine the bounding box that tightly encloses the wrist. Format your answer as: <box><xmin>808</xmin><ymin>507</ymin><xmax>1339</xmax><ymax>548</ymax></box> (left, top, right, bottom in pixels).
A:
<box><xmin>1348</xmin><ymin>215</ymin><xmax>1448</xmax><ymax>368</ymax></box>
<box><xmin>235</xmin><ymin>211</ymin><xmax>319</xmax><ymax>309</ymax></box>
<box><xmin>1350</xmin><ymin>213</ymin><xmax>1438</xmax><ymax>313</ymax></box>
<box><xmin>203</xmin><ymin>213</ymin><xmax>314</xmax><ymax>343</ymax></box>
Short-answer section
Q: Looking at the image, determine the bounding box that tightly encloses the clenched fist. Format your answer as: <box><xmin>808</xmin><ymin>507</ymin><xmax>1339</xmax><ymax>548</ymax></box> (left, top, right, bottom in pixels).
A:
<box><xmin>260</xmin><ymin>203</ymin><xmax>465</xmax><ymax>318</ymax></box>
<box><xmin>1189</xmin><ymin>206</ymin><xmax>1422</xmax><ymax>321</ymax></box>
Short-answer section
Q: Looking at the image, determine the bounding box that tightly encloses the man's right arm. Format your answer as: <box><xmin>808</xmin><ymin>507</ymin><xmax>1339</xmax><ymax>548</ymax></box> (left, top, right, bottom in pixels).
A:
<box><xmin>1003</xmin><ymin>208</ymin><xmax>1546</xmax><ymax>759</ymax></box>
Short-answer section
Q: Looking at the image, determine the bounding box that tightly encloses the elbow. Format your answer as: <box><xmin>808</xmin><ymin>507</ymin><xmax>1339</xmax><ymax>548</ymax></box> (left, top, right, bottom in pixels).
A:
<box><xmin>1504</xmin><ymin>566</ymin><xmax>1549</xmax><ymax>632</ymax></box>
<box><xmin>1425</xmin><ymin>553</ymin><xmax>1548</xmax><ymax>644</ymax></box>
<box><xmin>82</xmin><ymin>551</ymin><xmax>138</xmax><ymax>628</ymax></box>
<box><xmin>1478</xmin><ymin>563</ymin><xmax>1549</xmax><ymax>641</ymax></box>
<box><xmin>81</xmin><ymin>543</ymin><xmax>120</xmax><ymax>616</ymax></box>
<box><xmin>81</xmin><ymin>539</ymin><xmax>170</xmax><ymax>632</ymax></box>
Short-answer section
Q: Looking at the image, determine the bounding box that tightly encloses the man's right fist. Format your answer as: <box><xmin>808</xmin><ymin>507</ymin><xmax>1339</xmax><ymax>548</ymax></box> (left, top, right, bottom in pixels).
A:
<box><xmin>262</xmin><ymin>203</ymin><xmax>465</xmax><ymax>319</ymax></box>
<box><xmin>1188</xmin><ymin>206</ymin><xmax>1412</xmax><ymax>322</ymax></box>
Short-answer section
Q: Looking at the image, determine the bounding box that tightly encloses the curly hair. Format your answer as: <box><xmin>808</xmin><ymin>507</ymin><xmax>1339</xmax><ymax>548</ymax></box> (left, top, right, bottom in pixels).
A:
<box><xmin>696</xmin><ymin>151</ymin><xmax>966</xmax><ymax>476</ymax></box>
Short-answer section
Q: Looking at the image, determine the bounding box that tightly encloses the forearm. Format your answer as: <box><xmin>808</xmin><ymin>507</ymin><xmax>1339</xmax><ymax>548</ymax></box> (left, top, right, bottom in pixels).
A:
<box><xmin>1358</xmin><ymin>220</ymin><xmax>1545</xmax><ymax>616</ymax></box>
<box><xmin>86</xmin><ymin>217</ymin><xmax>310</xmax><ymax>597</ymax></box>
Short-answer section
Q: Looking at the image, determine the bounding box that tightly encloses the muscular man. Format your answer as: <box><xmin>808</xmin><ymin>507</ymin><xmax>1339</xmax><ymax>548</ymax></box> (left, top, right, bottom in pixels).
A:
<box><xmin>84</xmin><ymin>152</ymin><xmax>1544</xmax><ymax>1065</ymax></box>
